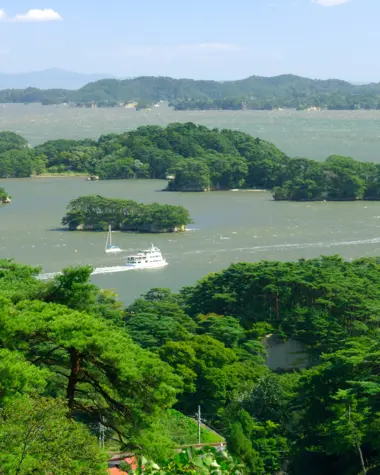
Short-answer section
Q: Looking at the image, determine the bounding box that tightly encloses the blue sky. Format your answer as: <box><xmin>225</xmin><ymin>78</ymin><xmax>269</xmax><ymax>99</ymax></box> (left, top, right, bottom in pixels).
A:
<box><xmin>0</xmin><ymin>0</ymin><xmax>377</xmax><ymax>81</ymax></box>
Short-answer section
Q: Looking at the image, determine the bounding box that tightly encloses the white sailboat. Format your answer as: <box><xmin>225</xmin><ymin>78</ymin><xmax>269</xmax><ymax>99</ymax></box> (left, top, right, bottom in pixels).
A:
<box><xmin>105</xmin><ymin>225</ymin><xmax>122</xmax><ymax>254</ymax></box>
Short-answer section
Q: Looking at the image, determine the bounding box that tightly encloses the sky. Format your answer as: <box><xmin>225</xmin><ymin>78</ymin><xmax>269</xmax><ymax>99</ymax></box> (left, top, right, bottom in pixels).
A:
<box><xmin>0</xmin><ymin>0</ymin><xmax>378</xmax><ymax>81</ymax></box>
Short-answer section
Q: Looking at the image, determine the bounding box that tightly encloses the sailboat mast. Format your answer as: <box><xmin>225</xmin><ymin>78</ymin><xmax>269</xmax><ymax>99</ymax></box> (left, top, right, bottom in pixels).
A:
<box><xmin>109</xmin><ymin>225</ymin><xmax>112</xmax><ymax>247</ymax></box>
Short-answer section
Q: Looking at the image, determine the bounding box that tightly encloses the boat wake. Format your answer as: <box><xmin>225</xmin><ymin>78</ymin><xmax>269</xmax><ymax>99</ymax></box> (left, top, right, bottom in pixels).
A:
<box><xmin>38</xmin><ymin>265</ymin><xmax>133</xmax><ymax>280</ymax></box>
<box><xmin>184</xmin><ymin>236</ymin><xmax>380</xmax><ymax>256</ymax></box>
<box><xmin>91</xmin><ymin>266</ymin><xmax>133</xmax><ymax>276</ymax></box>
<box><xmin>38</xmin><ymin>245</ymin><xmax>168</xmax><ymax>280</ymax></box>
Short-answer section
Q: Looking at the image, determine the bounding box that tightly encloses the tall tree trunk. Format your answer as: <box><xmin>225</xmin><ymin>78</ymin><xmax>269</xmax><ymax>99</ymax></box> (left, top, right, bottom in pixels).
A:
<box><xmin>349</xmin><ymin>405</ymin><xmax>367</xmax><ymax>475</ymax></box>
<box><xmin>67</xmin><ymin>347</ymin><xmax>80</xmax><ymax>417</ymax></box>
<box><xmin>356</xmin><ymin>441</ymin><xmax>367</xmax><ymax>475</ymax></box>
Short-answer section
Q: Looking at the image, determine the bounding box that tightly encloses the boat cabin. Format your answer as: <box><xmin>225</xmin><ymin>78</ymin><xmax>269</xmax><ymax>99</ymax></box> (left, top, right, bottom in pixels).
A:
<box><xmin>126</xmin><ymin>254</ymin><xmax>146</xmax><ymax>265</ymax></box>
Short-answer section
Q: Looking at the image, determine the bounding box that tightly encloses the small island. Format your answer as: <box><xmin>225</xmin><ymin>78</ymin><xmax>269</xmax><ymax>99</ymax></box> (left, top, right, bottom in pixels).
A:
<box><xmin>62</xmin><ymin>195</ymin><xmax>192</xmax><ymax>233</ymax></box>
<box><xmin>0</xmin><ymin>187</ymin><xmax>11</xmax><ymax>204</ymax></box>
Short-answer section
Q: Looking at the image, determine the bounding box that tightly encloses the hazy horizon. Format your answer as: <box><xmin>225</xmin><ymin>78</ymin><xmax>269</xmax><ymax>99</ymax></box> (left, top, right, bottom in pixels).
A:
<box><xmin>0</xmin><ymin>0</ymin><xmax>378</xmax><ymax>83</ymax></box>
<box><xmin>0</xmin><ymin>67</ymin><xmax>374</xmax><ymax>85</ymax></box>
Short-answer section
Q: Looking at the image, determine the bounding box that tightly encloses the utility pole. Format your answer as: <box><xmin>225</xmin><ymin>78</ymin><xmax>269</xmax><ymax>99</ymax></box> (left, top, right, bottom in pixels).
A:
<box><xmin>99</xmin><ymin>417</ymin><xmax>105</xmax><ymax>450</ymax></box>
<box><xmin>197</xmin><ymin>405</ymin><xmax>201</xmax><ymax>445</ymax></box>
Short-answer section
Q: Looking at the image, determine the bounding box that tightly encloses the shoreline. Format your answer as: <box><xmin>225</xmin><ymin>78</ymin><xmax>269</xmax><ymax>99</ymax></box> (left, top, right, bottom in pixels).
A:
<box><xmin>32</xmin><ymin>173</ymin><xmax>88</xmax><ymax>178</ymax></box>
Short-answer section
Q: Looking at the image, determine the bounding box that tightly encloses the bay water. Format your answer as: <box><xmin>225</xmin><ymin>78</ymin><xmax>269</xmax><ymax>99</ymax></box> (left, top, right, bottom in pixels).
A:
<box><xmin>2</xmin><ymin>103</ymin><xmax>380</xmax><ymax>161</ymax></box>
<box><xmin>1</xmin><ymin>178</ymin><xmax>380</xmax><ymax>304</ymax></box>
<box><xmin>1</xmin><ymin>105</ymin><xmax>380</xmax><ymax>303</ymax></box>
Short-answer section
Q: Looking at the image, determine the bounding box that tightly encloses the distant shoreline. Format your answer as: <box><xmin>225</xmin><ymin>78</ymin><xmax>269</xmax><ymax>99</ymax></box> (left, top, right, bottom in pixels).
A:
<box><xmin>32</xmin><ymin>173</ymin><xmax>88</xmax><ymax>178</ymax></box>
<box><xmin>1</xmin><ymin>73</ymin><xmax>380</xmax><ymax>111</ymax></box>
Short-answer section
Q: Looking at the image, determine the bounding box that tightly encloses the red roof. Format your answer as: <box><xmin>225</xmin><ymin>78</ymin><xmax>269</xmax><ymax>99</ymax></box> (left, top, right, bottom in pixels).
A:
<box><xmin>108</xmin><ymin>456</ymin><xmax>138</xmax><ymax>474</ymax></box>
<box><xmin>125</xmin><ymin>456</ymin><xmax>138</xmax><ymax>471</ymax></box>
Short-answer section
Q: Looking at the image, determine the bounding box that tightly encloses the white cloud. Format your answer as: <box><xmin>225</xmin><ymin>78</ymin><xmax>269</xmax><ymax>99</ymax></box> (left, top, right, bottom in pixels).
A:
<box><xmin>178</xmin><ymin>43</ymin><xmax>245</xmax><ymax>53</ymax></box>
<box><xmin>312</xmin><ymin>0</ymin><xmax>351</xmax><ymax>6</ymax></box>
<box><xmin>196</xmin><ymin>43</ymin><xmax>244</xmax><ymax>52</ymax></box>
<box><xmin>0</xmin><ymin>8</ymin><xmax>62</xmax><ymax>22</ymax></box>
<box><xmin>14</xmin><ymin>9</ymin><xmax>62</xmax><ymax>22</ymax></box>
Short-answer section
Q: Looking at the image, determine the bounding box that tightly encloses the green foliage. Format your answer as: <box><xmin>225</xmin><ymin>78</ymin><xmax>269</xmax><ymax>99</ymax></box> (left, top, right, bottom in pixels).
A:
<box><xmin>0</xmin><ymin>149</ymin><xmax>37</xmax><ymax>178</ymax></box>
<box><xmin>0</xmin><ymin>259</ymin><xmax>45</xmax><ymax>302</ymax></box>
<box><xmin>7</xmin><ymin>253</ymin><xmax>380</xmax><ymax>473</ymax></box>
<box><xmin>125</xmin><ymin>290</ymin><xmax>196</xmax><ymax>351</ymax></box>
<box><xmin>34</xmin><ymin>138</ymin><xmax>97</xmax><ymax>172</ymax></box>
<box><xmin>133</xmin><ymin>447</ymin><xmax>245</xmax><ymax>474</ymax></box>
<box><xmin>289</xmin><ymin>337</ymin><xmax>380</xmax><ymax>475</ymax></box>
<box><xmin>226</xmin><ymin>411</ymin><xmax>288</xmax><ymax>474</ymax></box>
<box><xmin>0</xmin><ymin>396</ymin><xmax>108</xmax><ymax>474</ymax></box>
<box><xmin>0</xmin><ymin>131</ymin><xmax>28</xmax><ymax>153</ymax></box>
<box><xmin>0</xmin><ymin>297</ymin><xmax>182</xmax><ymax>447</ymax></box>
<box><xmin>43</xmin><ymin>265</ymin><xmax>97</xmax><ymax>310</ymax></box>
<box><xmin>183</xmin><ymin>256</ymin><xmax>380</xmax><ymax>355</ymax></box>
<box><xmin>0</xmin><ymin>262</ymin><xmax>184</xmax><ymax>462</ymax></box>
<box><xmin>123</xmin><ymin>287</ymin><xmax>273</xmax><ymax>469</ymax></box>
<box><xmin>0</xmin><ymin>349</ymin><xmax>49</xmax><ymax>403</ymax></box>
<box><xmin>62</xmin><ymin>195</ymin><xmax>191</xmax><ymax>232</ymax></box>
<box><xmin>177</xmin><ymin>255</ymin><xmax>380</xmax><ymax>473</ymax></box>
<box><xmin>95</xmin><ymin>156</ymin><xmax>149</xmax><ymax>179</ymax></box>
<box><xmin>167</xmin><ymin>160</ymin><xmax>211</xmax><ymax>191</ymax></box>
<box><xmin>243</xmin><ymin>373</ymin><xmax>290</xmax><ymax>424</ymax></box>
<box><xmin>0</xmin><ymin>123</ymin><xmax>290</xmax><ymax>191</ymax></box>
<box><xmin>0</xmin><ymin>131</ymin><xmax>41</xmax><ymax>178</ymax></box>
<box><xmin>0</xmin><ymin>187</ymin><xmax>9</xmax><ymax>202</ymax></box>
<box><xmin>159</xmin><ymin>410</ymin><xmax>224</xmax><ymax>445</ymax></box>
<box><xmin>272</xmin><ymin>155</ymin><xmax>374</xmax><ymax>201</ymax></box>
<box><xmin>197</xmin><ymin>315</ymin><xmax>245</xmax><ymax>348</ymax></box>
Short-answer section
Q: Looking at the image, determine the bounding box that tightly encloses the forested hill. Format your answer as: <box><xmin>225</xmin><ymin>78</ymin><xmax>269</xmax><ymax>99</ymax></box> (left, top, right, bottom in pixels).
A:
<box><xmin>2</xmin><ymin>73</ymin><xmax>380</xmax><ymax>109</ymax></box>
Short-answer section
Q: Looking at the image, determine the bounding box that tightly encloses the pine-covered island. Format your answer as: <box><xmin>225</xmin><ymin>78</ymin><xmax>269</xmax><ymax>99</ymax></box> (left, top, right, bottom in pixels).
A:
<box><xmin>61</xmin><ymin>195</ymin><xmax>192</xmax><ymax>232</ymax></box>
<box><xmin>3</xmin><ymin>123</ymin><xmax>380</xmax><ymax>201</ymax></box>
<box><xmin>0</xmin><ymin>187</ymin><xmax>11</xmax><ymax>204</ymax></box>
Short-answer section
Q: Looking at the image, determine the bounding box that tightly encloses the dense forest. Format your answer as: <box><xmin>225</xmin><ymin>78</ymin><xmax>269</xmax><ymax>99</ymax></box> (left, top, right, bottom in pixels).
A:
<box><xmin>62</xmin><ymin>195</ymin><xmax>191</xmax><ymax>232</ymax></box>
<box><xmin>2</xmin><ymin>255</ymin><xmax>380</xmax><ymax>473</ymax></box>
<box><xmin>2</xmin><ymin>123</ymin><xmax>380</xmax><ymax>201</ymax></box>
<box><xmin>2</xmin><ymin>74</ymin><xmax>380</xmax><ymax>110</ymax></box>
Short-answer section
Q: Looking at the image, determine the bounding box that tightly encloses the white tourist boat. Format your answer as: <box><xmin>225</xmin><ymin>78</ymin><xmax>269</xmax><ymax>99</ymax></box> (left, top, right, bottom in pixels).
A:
<box><xmin>105</xmin><ymin>225</ymin><xmax>122</xmax><ymax>254</ymax></box>
<box><xmin>125</xmin><ymin>245</ymin><xmax>168</xmax><ymax>269</ymax></box>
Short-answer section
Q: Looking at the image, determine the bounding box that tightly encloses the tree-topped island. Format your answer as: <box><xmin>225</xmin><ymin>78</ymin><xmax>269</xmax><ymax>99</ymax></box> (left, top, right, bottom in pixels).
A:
<box><xmin>6</xmin><ymin>123</ymin><xmax>380</xmax><ymax>201</ymax></box>
<box><xmin>62</xmin><ymin>195</ymin><xmax>192</xmax><ymax>233</ymax></box>
<box><xmin>0</xmin><ymin>187</ymin><xmax>11</xmax><ymax>204</ymax></box>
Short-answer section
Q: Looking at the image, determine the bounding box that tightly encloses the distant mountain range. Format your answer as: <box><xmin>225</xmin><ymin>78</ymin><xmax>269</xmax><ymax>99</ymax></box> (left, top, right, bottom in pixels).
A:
<box><xmin>1</xmin><ymin>73</ymin><xmax>380</xmax><ymax>110</ymax></box>
<box><xmin>0</xmin><ymin>68</ymin><xmax>116</xmax><ymax>90</ymax></box>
